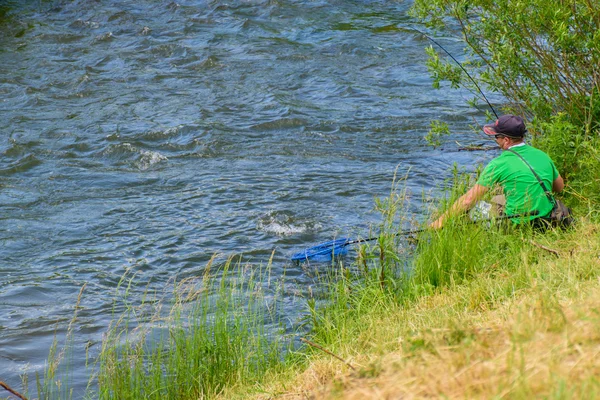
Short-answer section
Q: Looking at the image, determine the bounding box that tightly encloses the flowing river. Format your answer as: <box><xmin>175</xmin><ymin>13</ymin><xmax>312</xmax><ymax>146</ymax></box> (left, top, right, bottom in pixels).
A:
<box><xmin>1</xmin><ymin>0</ymin><xmax>497</xmax><ymax>394</ymax></box>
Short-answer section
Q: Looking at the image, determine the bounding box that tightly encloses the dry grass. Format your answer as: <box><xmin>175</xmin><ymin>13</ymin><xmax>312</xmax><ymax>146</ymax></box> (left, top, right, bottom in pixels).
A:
<box><xmin>263</xmin><ymin>282</ymin><xmax>600</xmax><ymax>399</ymax></box>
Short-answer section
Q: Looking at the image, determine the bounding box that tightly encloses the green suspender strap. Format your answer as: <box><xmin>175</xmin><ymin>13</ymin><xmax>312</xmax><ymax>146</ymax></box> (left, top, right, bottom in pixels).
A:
<box><xmin>506</xmin><ymin>149</ymin><xmax>573</xmax><ymax>227</ymax></box>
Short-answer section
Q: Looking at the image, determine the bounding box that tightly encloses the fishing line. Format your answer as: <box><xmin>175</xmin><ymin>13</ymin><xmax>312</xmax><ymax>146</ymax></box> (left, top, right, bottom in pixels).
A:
<box><xmin>415</xmin><ymin>29</ymin><xmax>499</xmax><ymax>119</ymax></box>
<box><xmin>292</xmin><ymin>28</ymin><xmax>507</xmax><ymax>264</ymax></box>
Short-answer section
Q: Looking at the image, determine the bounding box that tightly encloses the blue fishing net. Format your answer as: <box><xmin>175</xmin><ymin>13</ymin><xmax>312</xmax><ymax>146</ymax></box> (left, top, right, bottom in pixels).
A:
<box><xmin>291</xmin><ymin>238</ymin><xmax>350</xmax><ymax>262</ymax></box>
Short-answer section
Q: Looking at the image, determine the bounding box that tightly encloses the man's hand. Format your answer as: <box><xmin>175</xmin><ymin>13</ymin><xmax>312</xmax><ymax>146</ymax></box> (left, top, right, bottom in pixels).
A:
<box><xmin>429</xmin><ymin>184</ymin><xmax>489</xmax><ymax>230</ymax></box>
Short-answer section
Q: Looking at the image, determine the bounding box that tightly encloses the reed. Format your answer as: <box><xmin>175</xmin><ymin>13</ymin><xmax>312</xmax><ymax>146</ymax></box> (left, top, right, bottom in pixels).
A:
<box><xmin>301</xmin><ymin>174</ymin><xmax>418</xmax><ymax>361</ymax></box>
<box><xmin>31</xmin><ymin>284</ymin><xmax>87</xmax><ymax>400</ymax></box>
<box><xmin>94</xmin><ymin>256</ymin><xmax>292</xmax><ymax>399</ymax></box>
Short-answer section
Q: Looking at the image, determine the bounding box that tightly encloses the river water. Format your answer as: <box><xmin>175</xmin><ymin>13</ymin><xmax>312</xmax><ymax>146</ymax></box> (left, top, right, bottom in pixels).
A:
<box><xmin>0</xmin><ymin>0</ymin><xmax>495</xmax><ymax>394</ymax></box>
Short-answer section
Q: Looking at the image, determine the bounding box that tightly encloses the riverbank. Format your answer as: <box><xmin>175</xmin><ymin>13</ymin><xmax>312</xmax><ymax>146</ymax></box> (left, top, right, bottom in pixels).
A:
<box><xmin>219</xmin><ymin>218</ymin><xmax>600</xmax><ymax>399</ymax></box>
<box><xmin>7</xmin><ymin>188</ymin><xmax>598</xmax><ymax>400</ymax></box>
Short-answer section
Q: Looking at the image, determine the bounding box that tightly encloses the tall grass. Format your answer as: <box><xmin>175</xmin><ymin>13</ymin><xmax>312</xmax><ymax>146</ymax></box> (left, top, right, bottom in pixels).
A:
<box><xmin>32</xmin><ymin>284</ymin><xmax>87</xmax><ymax>400</ymax></box>
<box><xmin>94</xmin><ymin>256</ymin><xmax>292</xmax><ymax>399</ymax></box>
<box><xmin>304</xmin><ymin>171</ymin><xmax>417</xmax><ymax>355</ymax></box>
<box><xmin>301</xmin><ymin>165</ymin><xmax>596</xmax><ymax>368</ymax></box>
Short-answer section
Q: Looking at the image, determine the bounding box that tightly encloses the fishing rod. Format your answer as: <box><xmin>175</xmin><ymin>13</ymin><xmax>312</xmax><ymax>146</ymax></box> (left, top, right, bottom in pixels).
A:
<box><xmin>292</xmin><ymin>30</ymin><xmax>511</xmax><ymax>264</ymax></box>
<box><xmin>291</xmin><ymin>211</ymin><xmax>539</xmax><ymax>262</ymax></box>
<box><xmin>416</xmin><ymin>29</ymin><xmax>499</xmax><ymax>120</ymax></box>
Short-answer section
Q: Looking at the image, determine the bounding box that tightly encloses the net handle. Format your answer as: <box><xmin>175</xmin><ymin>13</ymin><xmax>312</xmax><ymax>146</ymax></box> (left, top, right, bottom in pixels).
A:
<box><xmin>342</xmin><ymin>210</ymin><xmax>540</xmax><ymax>246</ymax></box>
<box><xmin>292</xmin><ymin>211</ymin><xmax>539</xmax><ymax>261</ymax></box>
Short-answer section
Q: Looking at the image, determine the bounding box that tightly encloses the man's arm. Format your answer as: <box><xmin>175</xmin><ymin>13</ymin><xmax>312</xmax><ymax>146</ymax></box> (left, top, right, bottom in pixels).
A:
<box><xmin>552</xmin><ymin>175</ymin><xmax>564</xmax><ymax>193</ymax></box>
<box><xmin>430</xmin><ymin>184</ymin><xmax>489</xmax><ymax>229</ymax></box>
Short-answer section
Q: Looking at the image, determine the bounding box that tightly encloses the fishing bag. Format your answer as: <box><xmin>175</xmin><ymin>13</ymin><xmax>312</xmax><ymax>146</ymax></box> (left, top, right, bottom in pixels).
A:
<box><xmin>548</xmin><ymin>198</ymin><xmax>574</xmax><ymax>227</ymax></box>
<box><xmin>507</xmin><ymin>149</ymin><xmax>574</xmax><ymax>228</ymax></box>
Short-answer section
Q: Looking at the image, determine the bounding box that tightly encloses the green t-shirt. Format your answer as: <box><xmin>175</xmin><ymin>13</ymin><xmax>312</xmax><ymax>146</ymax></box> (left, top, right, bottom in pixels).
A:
<box><xmin>476</xmin><ymin>145</ymin><xmax>559</xmax><ymax>221</ymax></box>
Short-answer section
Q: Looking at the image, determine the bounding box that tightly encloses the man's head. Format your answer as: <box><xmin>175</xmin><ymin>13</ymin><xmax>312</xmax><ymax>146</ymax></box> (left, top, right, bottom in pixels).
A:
<box><xmin>483</xmin><ymin>114</ymin><xmax>527</xmax><ymax>138</ymax></box>
<box><xmin>483</xmin><ymin>114</ymin><xmax>526</xmax><ymax>150</ymax></box>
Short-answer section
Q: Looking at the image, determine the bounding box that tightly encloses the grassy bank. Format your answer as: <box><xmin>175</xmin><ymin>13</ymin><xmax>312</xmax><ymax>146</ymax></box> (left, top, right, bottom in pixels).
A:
<box><xmin>273</xmin><ymin>227</ymin><xmax>600</xmax><ymax>399</ymax></box>
<box><xmin>8</xmin><ymin>177</ymin><xmax>597</xmax><ymax>400</ymax></box>
<box><xmin>12</xmin><ymin>173</ymin><xmax>595</xmax><ymax>400</ymax></box>
<box><xmin>221</xmin><ymin>216</ymin><xmax>600</xmax><ymax>399</ymax></box>
<box><xmin>210</xmin><ymin>172</ymin><xmax>600</xmax><ymax>399</ymax></box>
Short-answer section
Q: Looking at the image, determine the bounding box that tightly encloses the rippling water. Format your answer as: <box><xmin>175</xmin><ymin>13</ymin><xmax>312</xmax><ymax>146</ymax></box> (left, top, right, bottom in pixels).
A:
<box><xmin>0</xmin><ymin>0</ymin><xmax>495</xmax><ymax>393</ymax></box>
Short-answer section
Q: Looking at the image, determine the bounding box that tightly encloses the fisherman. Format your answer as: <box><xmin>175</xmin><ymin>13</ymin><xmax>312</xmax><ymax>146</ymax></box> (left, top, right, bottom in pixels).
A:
<box><xmin>430</xmin><ymin>114</ymin><xmax>565</xmax><ymax>229</ymax></box>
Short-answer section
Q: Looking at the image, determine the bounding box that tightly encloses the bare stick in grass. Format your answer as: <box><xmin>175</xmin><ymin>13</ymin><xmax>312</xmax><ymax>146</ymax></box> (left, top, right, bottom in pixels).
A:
<box><xmin>300</xmin><ymin>338</ymin><xmax>356</xmax><ymax>371</ymax></box>
<box><xmin>0</xmin><ymin>381</ymin><xmax>28</xmax><ymax>400</ymax></box>
<box><xmin>455</xmin><ymin>141</ymin><xmax>497</xmax><ymax>152</ymax></box>
<box><xmin>527</xmin><ymin>240</ymin><xmax>560</xmax><ymax>257</ymax></box>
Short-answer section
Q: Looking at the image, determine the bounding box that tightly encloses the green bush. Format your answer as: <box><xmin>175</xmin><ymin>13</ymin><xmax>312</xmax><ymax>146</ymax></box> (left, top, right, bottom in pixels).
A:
<box><xmin>411</xmin><ymin>0</ymin><xmax>600</xmax><ymax>122</ymax></box>
<box><xmin>532</xmin><ymin>113</ymin><xmax>600</xmax><ymax>211</ymax></box>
